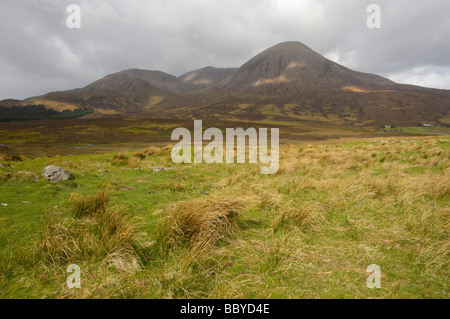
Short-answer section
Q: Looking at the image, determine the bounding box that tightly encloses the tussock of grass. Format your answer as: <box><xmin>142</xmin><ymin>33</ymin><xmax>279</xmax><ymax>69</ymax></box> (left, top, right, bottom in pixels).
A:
<box><xmin>430</xmin><ymin>174</ymin><xmax>450</xmax><ymax>199</ymax></box>
<box><xmin>141</xmin><ymin>146</ymin><xmax>160</xmax><ymax>156</ymax></box>
<box><xmin>168</xmin><ymin>179</ymin><xmax>188</xmax><ymax>192</ymax></box>
<box><xmin>273</xmin><ymin>204</ymin><xmax>322</xmax><ymax>233</ymax></box>
<box><xmin>111</xmin><ymin>152</ymin><xmax>128</xmax><ymax>166</ymax></box>
<box><xmin>111</xmin><ymin>152</ymin><xmax>130</xmax><ymax>166</ymax></box>
<box><xmin>73</xmin><ymin>190</ymin><xmax>109</xmax><ymax>218</ymax></box>
<box><xmin>156</xmin><ymin>195</ymin><xmax>247</xmax><ymax>252</ymax></box>
<box><xmin>0</xmin><ymin>153</ymin><xmax>27</xmax><ymax>161</ymax></box>
<box><xmin>2</xmin><ymin>136</ymin><xmax>449</xmax><ymax>298</ymax></box>
<box><xmin>111</xmin><ymin>146</ymin><xmax>173</xmax><ymax>168</ymax></box>
<box><xmin>35</xmin><ymin>191</ymin><xmax>140</xmax><ymax>272</ymax></box>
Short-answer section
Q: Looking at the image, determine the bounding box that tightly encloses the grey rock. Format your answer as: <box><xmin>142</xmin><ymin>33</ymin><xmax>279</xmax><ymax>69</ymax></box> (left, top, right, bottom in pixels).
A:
<box><xmin>42</xmin><ymin>165</ymin><xmax>72</xmax><ymax>183</ymax></box>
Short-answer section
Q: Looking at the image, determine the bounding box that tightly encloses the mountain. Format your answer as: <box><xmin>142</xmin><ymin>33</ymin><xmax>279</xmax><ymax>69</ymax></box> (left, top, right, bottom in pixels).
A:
<box><xmin>179</xmin><ymin>66</ymin><xmax>238</xmax><ymax>89</ymax></box>
<box><xmin>218</xmin><ymin>41</ymin><xmax>395</xmax><ymax>93</ymax></box>
<box><xmin>0</xmin><ymin>69</ymin><xmax>193</xmax><ymax>115</ymax></box>
<box><xmin>84</xmin><ymin>69</ymin><xmax>196</xmax><ymax>94</ymax></box>
<box><xmin>6</xmin><ymin>70</ymin><xmax>183</xmax><ymax>115</ymax></box>
<box><xmin>1</xmin><ymin>41</ymin><xmax>449</xmax><ymax>125</ymax></box>
<box><xmin>151</xmin><ymin>42</ymin><xmax>450</xmax><ymax>125</ymax></box>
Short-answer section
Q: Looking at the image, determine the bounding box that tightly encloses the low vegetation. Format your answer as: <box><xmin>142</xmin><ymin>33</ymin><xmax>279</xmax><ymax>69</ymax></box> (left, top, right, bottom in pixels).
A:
<box><xmin>0</xmin><ymin>136</ymin><xmax>448</xmax><ymax>298</ymax></box>
<box><xmin>36</xmin><ymin>191</ymin><xmax>140</xmax><ymax>271</ymax></box>
<box><xmin>0</xmin><ymin>105</ymin><xmax>94</xmax><ymax>122</ymax></box>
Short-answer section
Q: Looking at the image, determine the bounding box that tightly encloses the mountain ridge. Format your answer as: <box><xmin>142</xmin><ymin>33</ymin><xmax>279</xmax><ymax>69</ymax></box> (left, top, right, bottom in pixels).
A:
<box><xmin>1</xmin><ymin>41</ymin><xmax>449</xmax><ymax>125</ymax></box>
<box><xmin>179</xmin><ymin>66</ymin><xmax>238</xmax><ymax>89</ymax></box>
<box><xmin>218</xmin><ymin>41</ymin><xmax>396</xmax><ymax>92</ymax></box>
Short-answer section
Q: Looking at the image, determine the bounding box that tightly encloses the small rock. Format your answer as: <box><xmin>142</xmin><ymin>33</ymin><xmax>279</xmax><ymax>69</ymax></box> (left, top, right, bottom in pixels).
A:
<box><xmin>1</xmin><ymin>203</ymin><xmax>7</xmax><ymax>206</ymax></box>
<box><xmin>42</xmin><ymin>165</ymin><xmax>72</xmax><ymax>183</ymax></box>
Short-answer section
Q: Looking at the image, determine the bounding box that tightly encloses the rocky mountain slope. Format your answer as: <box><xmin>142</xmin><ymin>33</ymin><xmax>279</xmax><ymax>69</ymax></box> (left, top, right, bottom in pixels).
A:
<box><xmin>1</xmin><ymin>41</ymin><xmax>449</xmax><ymax>125</ymax></box>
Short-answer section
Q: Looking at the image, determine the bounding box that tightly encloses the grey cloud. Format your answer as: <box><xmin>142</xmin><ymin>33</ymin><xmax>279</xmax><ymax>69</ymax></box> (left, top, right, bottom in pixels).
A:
<box><xmin>1</xmin><ymin>0</ymin><xmax>449</xmax><ymax>100</ymax></box>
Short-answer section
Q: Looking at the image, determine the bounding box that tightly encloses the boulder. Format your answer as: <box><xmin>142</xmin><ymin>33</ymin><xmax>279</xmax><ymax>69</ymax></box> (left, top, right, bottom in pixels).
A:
<box><xmin>42</xmin><ymin>165</ymin><xmax>72</xmax><ymax>183</ymax></box>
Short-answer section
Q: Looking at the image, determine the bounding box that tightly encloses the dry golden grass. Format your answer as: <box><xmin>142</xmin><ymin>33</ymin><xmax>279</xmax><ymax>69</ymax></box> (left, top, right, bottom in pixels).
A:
<box><xmin>73</xmin><ymin>191</ymin><xmax>109</xmax><ymax>218</ymax></box>
<box><xmin>110</xmin><ymin>146</ymin><xmax>173</xmax><ymax>168</ymax></box>
<box><xmin>141</xmin><ymin>146</ymin><xmax>161</xmax><ymax>156</ymax></box>
<box><xmin>69</xmin><ymin>137</ymin><xmax>450</xmax><ymax>297</ymax></box>
<box><xmin>155</xmin><ymin>194</ymin><xmax>249</xmax><ymax>252</ymax></box>
<box><xmin>35</xmin><ymin>191</ymin><xmax>140</xmax><ymax>273</ymax></box>
<box><xmin>272</xmin><ymin>204</ymin><xmax>322</xmax><ymax>233</ymax></box>
<box><xmin>2</xmin><ymin>154</ymin><xmax>27</xmax><ymax>161</ymax></box>
<box><xmin>177</xmin><ymin>136</ymin><xmax>449</xmax><ymax>298</ymax></box>
<box><xmin>30</xmin><ymin>99</ymin><xmax>80</xmax><ymax>111</ymax></box>
<box><xmin>111</xmin><ymin>152</ymin><xmax>130</xmax><ymax>166</ymax></box>
<box><xmin>94</xmin><ymin>108</ymin><xmax>119</xmax><ymax>115</ymax></box>
<box><xmin>4</xmin><ymin>135</ymin><xmax>448</xmax><ymax>298</ymax></box>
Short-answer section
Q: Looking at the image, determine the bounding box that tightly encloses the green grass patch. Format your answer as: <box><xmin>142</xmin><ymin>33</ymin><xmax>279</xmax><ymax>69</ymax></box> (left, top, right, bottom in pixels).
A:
<box><xmin>0</xmin><ymin>137</ymin><xmax>449</xmax><ymax>298</ymax></box>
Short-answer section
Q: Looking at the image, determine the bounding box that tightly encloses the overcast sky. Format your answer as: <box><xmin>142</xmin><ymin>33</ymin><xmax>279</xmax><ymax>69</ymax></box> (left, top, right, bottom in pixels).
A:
<box><xmin>1</xmin><ymin>0</ymin><xmax>449</xmax><ymax>100</ymax></box>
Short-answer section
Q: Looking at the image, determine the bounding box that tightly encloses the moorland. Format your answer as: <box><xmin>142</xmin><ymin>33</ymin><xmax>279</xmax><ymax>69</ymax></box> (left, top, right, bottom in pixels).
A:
<box><xmin>0</xmin><ymin>118</ymin><xmax>448</xmax><ymax>298</ymax></box>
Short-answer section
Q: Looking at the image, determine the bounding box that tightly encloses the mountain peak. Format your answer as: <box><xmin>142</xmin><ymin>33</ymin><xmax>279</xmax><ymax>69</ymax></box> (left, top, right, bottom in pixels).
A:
<box><xmin>85</xmin><ymin>68</ymin><xmax>196</xmax><ymax>94</ymax></box>
<box><xmin>253</xmin><ymin>41</ymin><xmax>323</xmax><ymax>63</ymax></box>
<box><xmin>219</xmin><ymin>41</ymin><xmax>393</xmax><ymax>92</ymax></box>
<box><xmin>2</xmin><ymin>41</ymin><xmax>448</xmax><ymax>126</ymax></box>
<box><xmin>264</xmin><ymin>41</ymin><xmax>309</xmax><ymax>51</ymax></box>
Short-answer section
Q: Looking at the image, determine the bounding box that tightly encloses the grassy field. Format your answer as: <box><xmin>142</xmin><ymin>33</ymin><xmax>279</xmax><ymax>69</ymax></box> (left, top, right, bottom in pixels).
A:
<box><xmin>2</xmin><ymin>118</ymin><xmax>449</xmax><ymax>156</ymax></box>
<box><xmin>0</xmin><ymin>134</ymin><xmax>448</xmax><ymax>299</ymax></box>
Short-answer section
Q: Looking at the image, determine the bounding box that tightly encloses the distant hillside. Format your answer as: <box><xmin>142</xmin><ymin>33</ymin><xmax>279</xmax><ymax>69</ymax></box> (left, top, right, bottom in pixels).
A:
<box><xmin>219</xmin><ymin>42</ymin><xmax>395</xmax><ymax>93</ymax></box>
<box><xmin>85</xmin><ymin>69</ymin><xmax>197</xmax><ymax>94</ymax></box>
<box><xmin>179</xmin><ymin>66</ymin><xmax>238</xmax><ymax>89</ymax></box>
<box><xmin>0</xmin><ymin>104</ymin><xmax>93</xmax><ymax>122</ymax></box>
<box><xmin>1</xmin><ymin>41</ymin><xmax>449</xmax><ymax>125</ymax></box>
<box><xmin>150</xmin><ymin>42</ymin><xmax>450</xmax><ymax>126</ymax></box>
